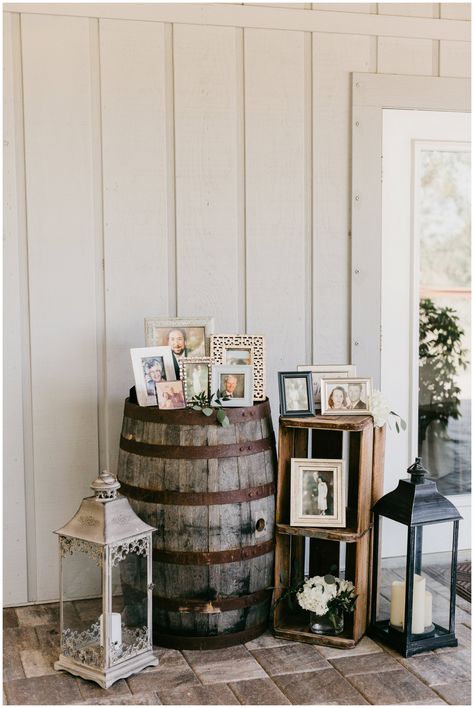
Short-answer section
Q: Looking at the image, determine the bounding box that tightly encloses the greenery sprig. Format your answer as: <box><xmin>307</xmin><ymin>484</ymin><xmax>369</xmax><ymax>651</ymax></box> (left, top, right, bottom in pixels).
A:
<box><xmin>188</xmin><ymin>390</ymin><xmax>230</xmax><ymax>427</ymax></box>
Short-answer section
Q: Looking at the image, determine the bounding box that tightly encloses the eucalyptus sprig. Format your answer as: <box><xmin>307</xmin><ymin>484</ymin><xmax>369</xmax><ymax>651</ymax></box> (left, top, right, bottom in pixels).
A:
<box><xmin>188</xmin><ymin>390</ymin><xmax>230</xmax><ymax>427</ymax></box>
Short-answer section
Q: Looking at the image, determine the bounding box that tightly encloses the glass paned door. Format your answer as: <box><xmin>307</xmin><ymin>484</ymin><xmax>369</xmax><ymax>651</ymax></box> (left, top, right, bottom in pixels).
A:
<box><xmin>416</xmin><ymin>147</ymin><xmax>471</xmax><ymax>496</ymax></box>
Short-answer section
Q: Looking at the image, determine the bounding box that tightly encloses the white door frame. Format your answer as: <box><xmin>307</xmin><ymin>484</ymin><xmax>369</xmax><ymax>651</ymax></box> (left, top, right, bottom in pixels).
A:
<box><xmin>351</xmin><ymin>73</ymin><xmax>470</xmax><ymax>389</ymax></box>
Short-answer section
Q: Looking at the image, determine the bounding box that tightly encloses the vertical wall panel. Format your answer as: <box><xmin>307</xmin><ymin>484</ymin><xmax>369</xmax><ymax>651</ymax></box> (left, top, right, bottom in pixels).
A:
<box><xmin>378</xmin><ymin>37</ymin><xmax>437</xmax><ymax>75</ymax></box>
<box><xmin>313</xmin><ymin>33</ymin><xmax>374</xmax><ymax>365</ymax></box>
<box><xmin>100</xmin><ymin>19</ymin><xmax>173</xmax><ymax>474</ymax></box>
<box><xmin>3</xmin><ymin>12</ymin><xmax>28</xmax><ymax>605</ymax></box>
<box><xmin>245</xmin><ymin>28</ymin><xmax>310</xmax><ymax>416</ymax></box>
<box><xmin>440</xmin><ymin>3</ymin><xmax>470</xmax><ymax>20</ymax></box>
<box><xmin>174</xmin><ymin>24</ymin><xmax>243</xmax><ymax>330</ymax></box>
<box><xmin>21</xmin><ymin>14</ymin><xmax>100</xmax><ymax>600</ymax></box>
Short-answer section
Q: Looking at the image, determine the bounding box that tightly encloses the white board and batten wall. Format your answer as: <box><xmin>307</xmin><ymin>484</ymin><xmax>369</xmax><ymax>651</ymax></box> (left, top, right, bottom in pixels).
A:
<box><xmin>3</xmin><ymin>3</ymin><xmax>470</xmax><ymax>605</ymax></box>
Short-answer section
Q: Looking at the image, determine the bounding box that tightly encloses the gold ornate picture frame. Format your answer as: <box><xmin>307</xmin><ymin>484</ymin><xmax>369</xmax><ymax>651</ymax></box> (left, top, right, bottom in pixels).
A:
<box><xmin>210</xmin><ymin>334</ymin><xmax>265</xmax><ymax>401</ymax></box>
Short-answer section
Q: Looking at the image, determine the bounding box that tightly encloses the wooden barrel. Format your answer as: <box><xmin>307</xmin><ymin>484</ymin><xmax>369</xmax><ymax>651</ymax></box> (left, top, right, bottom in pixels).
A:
<box><xmin>117</xmin><ymin>397</ymin><xmax>276</xmax><ymax>650</ymax></box>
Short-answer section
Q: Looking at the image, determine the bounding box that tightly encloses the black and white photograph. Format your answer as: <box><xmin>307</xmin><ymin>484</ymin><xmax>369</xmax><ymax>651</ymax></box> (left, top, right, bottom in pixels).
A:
<box><xmin>179</xmin><ymin>358</ymin><xmax>212</xmax><ymax>402</ymax></box>
<box><xmin>321</xmin><ymin>378</ymin><xmax>373</xmax><ymax>416</ymax></box>
<box><xmin>224</xmin><ymin>347</ymin><xmax>253</xmax><ymax>365</ymax></box>
<box><xmin>130</xmin><ymin>346</ymin><xmax>176</xmax><ymax>406</ymax></box>
<box><xmin>290</xmin><ymin>459</ymin><xmax>345</xmax><ymax>528</ymax></box>
<box><xmin>211</xmin><ymin>365</ymin><xmax>253</xmax><ymax>407</ymax></box>
<box><xmin>278</xmin><ymin>372</ymin><xmax>314</xmax><ymax>417</ymax></box>
<box><xmin>144</xmin><ymin>317</ymin><xmax>214</xmax><ymax>358</ymax></box>
<box><xmin>297</xmin><ymin>364</ymin><xmax>357</xmax><ymax>408</ymax></box>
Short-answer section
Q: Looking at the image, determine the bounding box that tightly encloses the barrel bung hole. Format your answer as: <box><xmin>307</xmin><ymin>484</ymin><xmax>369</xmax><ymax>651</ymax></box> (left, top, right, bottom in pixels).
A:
<box><xmin>256</xmin><ymin>518</ymin><xmax>266</xmax><ymax>532</ymax></box>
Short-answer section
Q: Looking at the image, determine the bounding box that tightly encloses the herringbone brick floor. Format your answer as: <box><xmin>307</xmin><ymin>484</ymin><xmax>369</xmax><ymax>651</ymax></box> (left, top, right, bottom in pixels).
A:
<box><xmin>3</xmin><ymin>587</ymin><xmax>471</xmax><ymax>705</ymax></box>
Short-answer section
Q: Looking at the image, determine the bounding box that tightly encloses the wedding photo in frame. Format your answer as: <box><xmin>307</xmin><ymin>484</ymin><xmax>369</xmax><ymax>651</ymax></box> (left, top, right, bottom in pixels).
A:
<box><xmin>130</xmin><ymin>346</ymin><xmax>176</xmax><ymax>407</ymax></box>
<box><xmin>278</xmin><ymin>371</ymin><xmax>315</xmax><ymax>417</ymax></box>
<box><xmin>297</xmin><ymin>364</ymin><xmax>357</xmax><ymax>409</ymax></box>
<box><xmin>321</xmin><ymin>378</ymin><xmax>373</xmax><ymax>415</ymax></box>
<box><xmin>179</xmin><ymin>357</ymin><xmax>212</xmax><ymax>403</ymax></box>
<box><xmin>290</xmin><ymin>459</ymin><xmax>346</xmax><ymax>528</ymax></box>
<box><xmin>210</xmin><ymin>334</ymin><xmax>265</xmax><ymax>401</ymax></box>
<box><xmin>144</xmin><ymin>317</ymin><xmax>214</xmax><ymax>358</ymax></box>
<box><xmin>211</xmin><ymin>365</ymin><xmax>253</xmax><ymax>407</ymax></box>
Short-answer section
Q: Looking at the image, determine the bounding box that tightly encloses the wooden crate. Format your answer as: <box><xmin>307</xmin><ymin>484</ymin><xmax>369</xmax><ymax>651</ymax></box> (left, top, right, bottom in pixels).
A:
<box><xmin>273</xmin><ymin>414</ymin><xmax>385</xmax><ymax>648</ymax></box>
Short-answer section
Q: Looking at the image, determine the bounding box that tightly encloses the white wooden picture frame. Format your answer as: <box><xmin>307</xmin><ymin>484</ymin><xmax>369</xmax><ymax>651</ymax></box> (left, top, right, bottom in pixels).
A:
<box><xmin>290</xmin><ymin>458</ymin><xmax>345</xmax><ymax>528</ymax></box>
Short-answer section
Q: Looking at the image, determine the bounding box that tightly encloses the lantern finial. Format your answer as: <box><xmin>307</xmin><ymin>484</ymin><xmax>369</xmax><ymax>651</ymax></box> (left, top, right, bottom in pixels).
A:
<box><xmin>407</xmin><ymin>457</ymin><xmax>428</xmax><ymax>485</ymax></box>
<box><xmin>91</xmin><ymin>470</ymin><xmax>121</xmax><ymax>501</ymax></box>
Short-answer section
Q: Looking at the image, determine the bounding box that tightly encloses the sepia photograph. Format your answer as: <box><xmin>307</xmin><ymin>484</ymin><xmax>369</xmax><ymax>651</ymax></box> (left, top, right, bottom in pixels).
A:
<box><xmin>278</xmin><ymin>372</ymin><xmax>314</xmax><ymax>417</ymax></box>
<box><xmin>156</xmin><ymin>381</ymin><xmax>186</xmax><ymax>410</ymax></box>
<box><xmin>290</xmin><ymin>459</ymin><xmax>345</xmax><ymax>528</ymax></box>
<box><xmin>297</xmin><ymin>364</ymin><xmax>357</xmax><ymax>408</ymax></box>
<box><xmin>224</xmin><ymin>347</ymin><xmax>253</xmax><ymax>365</ymax></box>
<box><xmin>130</xmin><ymin>346</ymin><xmax>176</xmax><ymax>407</ymax></box>
<box><xmin>144</xmin><ymin>317</ymin><xmax>214</xmax><ymax>358</ymax></box>
<box><xmin>321</xmin><ymin>378</ymin><xmax>373</xmax><ymax>416</ymax></box>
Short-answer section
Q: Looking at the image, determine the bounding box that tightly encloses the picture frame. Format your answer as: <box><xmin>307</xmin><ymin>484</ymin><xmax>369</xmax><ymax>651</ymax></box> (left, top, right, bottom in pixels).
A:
<box><xmin>155</xmin><ymin>380</ymin><xmax>186</xmax><ymax>410</ymax></box>
<box><xmin>297</xmin><ymin>364</ymin><xmax>357</xmax><ymax>409</ymax></box>
<box><xmin>290</xmin><ymin>458</ymin><xmax>346</xmax><ymax>528</ymax></box>
<box><xmin>210</xmin><ymin>335</ymin><xmax>265</xmax><ymax>401</ymax></box>
<box><xmin>278</xmin><ymin>371</ymin><xmax>315</xmax><ymax>417</ymax></box>
<box><xmin>178</xmin><ymin>357</ymin><xmax>212</xmax><ymax>403</ymax></box>
<box><xmin>130</xmin><ymin>346</ymin><xmax>177</xmax><ymax>407</ymax></box>
<box><xmin>144</xmin><ymin>317</ymin><xmax>214</xmax><ymax>358</ymax></box>
<box><xmin>320</xmin><ymin>377</ymin><xmax>373</xmax><ymax>416</ymax></box>
<box><xmin>211</xmin><ymin>365</ymin><xmax>253</xmax><ymax>407</ymax></box>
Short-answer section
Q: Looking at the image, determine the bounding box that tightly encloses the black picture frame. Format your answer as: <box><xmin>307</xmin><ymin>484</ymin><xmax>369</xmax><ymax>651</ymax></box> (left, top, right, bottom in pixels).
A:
<box><xmin>278</xmin><ymin>371</ymin><xmax>315</xmax><ymax>417</ymax></box>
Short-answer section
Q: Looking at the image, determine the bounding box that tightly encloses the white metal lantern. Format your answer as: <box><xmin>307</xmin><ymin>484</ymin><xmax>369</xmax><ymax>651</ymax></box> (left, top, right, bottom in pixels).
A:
<box><xmin>54</xmin><ymin>471</ymin><xmax>158</xmax><ymax>688</ymax></box>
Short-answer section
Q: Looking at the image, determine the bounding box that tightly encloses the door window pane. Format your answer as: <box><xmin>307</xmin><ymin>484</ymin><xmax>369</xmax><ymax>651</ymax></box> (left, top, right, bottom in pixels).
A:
<box><xmin>418</xmin><ymin>149</ymin><xmax>471</xmax><ymax>495</ymax></box>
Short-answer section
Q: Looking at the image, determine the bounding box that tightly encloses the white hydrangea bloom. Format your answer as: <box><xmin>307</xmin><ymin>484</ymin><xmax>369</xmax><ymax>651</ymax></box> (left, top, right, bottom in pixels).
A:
<box><xmin>296</xmin><ymin>576</ymin><xmax>338</xmax><ymax>615</ymax></box>
<box><xmin>371</xmin><ymin>389</ymin><xmax>391</xmax><ymax>428</ymax></box>
<box><xmin>337</xmin><ymin>579</ymin><xmax>355</xmax><ymax>595</ymax></box>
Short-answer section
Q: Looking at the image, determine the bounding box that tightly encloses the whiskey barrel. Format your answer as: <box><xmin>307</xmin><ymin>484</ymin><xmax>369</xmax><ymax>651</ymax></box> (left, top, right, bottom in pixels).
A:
<box><xmin>117</xmin><ymin>397</ymin><xmax>276</xmax><ymax>650</ymax></box>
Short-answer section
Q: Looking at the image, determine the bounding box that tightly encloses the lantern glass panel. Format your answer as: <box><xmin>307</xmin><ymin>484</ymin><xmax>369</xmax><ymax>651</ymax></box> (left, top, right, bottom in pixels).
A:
<box><xmin>376</xmin><ymin>521</ymin><xmax>407</xmax><ymax>627</ymax></box>
<box><xmin>61</xmin><ymin>545</ymin><xmax>103</xmax><ymax>665</ymax></box>
<box><xmin>107</xmin><ymin>547</ymin><xmax>149</xmax><ymax>664</ymax></box>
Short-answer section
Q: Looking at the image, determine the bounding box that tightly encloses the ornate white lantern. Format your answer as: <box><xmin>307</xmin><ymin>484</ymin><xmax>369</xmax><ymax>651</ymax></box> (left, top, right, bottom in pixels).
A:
<box><xmin>54</xmin><ymin>471</ymin><xmax>158</xmax><ymax>688</ymax></box>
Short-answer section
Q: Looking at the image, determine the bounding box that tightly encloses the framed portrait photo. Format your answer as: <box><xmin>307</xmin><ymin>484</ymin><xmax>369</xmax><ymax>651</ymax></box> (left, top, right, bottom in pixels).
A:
<box><xmin>144</xmin><ymin>317</ymin><xmax>214</xmax><ymax>359</ymax></box>
<box><xmin>179</xmin><ymin>357</ymin><xmax>212</xmax><ymax>403</ymax></box>
<box><xmin>297</xmin><ymin>364</ymin><xmax>357</xmax><ymax>409</ymax></box>
<box><xmin>210</xmin><ymin>335</ymin><xmax>265</xmax><ymax>401</ymax></box>
<box><xmin>278</xmin><ymin>372</ymin><xmax>315</xmax><ymax>417</ymax></box>
<box><xmin>130</xmin><ymin>346</ymin><xmax>176</xmax><ymax>407</ymax></box>
<box><xmin>155</xmin><ymin>380</ymin><xmax>186</xmax><ymax>410</ymax></box>
<box><xmin>211</xmin><ymin>365</ymin><xmax>253</xmax><ymax>407</ymax></box>
<box><xmin>320</xmin><ymin>377</ymin><xmax>373</xmax><ymax>416</ymax></box>
<box><xmin>290</xmin><ymin>459</ymin><xmax>346</xmax><ymax>528</ymax></box>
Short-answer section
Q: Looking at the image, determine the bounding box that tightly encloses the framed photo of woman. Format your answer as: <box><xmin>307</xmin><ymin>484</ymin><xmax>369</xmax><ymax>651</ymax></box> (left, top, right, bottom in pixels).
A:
<box><xmin>290</xmin><ymin>459</ymin><xmax>345</xmax><ymax>528</ymax></box>
<box><xmin>130</xmin><ymin>346</ymin><xmax>176</xmax><ymax>407</ymax></box>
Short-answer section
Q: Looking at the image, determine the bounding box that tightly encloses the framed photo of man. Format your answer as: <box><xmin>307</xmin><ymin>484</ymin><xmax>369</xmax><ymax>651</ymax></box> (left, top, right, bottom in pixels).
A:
<box><xmin>321</xmin><ymin>378</ymin><xmax>373</xmax><ymax>416</ymax></box>
<box><xmin>210</xmin><ymin>335</ymin><xmax>265</xmax><ymax>401</ymax></box>
<box><xmin>278</xmin><ymin>372</ymin><xmax>315</xmax><ymax>417</ymax></box>
<box><xmin>144</xmin><ymin>317</ymin><xmax>214</xmax><ymax>358</ymax></box>
<box><xmin>211</xmin><ymin>365</ymin><xmax>253</xmax><ymax>407</ymax></box>
<box><xmin>290</xmin><ymin>459</ymin><xmax>345</xmax><ymax>528</ymax></box>
<box><xmin>130</xmin><ymin>346</ymin><xmax>176</xmax><ymax>407</ymax></box>
<box><xmin>297</xmin><ymin>364</ymin><xmax>356</xmax><ymax>409</ymax></box>
<box><xmin>179</xmin><ymin>357</ymin><xmax>212</xmax><ymax>403</ymax></box>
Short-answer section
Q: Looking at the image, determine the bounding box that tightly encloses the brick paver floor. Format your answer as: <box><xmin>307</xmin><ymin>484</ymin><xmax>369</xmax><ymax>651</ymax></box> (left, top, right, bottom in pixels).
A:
<box><xmin>3</xmin><ymin>591</ymin><xmax>471</xmax><ymax>705</ymax></box>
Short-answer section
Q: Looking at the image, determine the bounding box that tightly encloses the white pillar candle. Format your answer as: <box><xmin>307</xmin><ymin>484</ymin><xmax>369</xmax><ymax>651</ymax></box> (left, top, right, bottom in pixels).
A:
<box><xmin>424</xmin><ymin>591</ymin><xmax>432</xmax><ymax>628</ymax></box>
<box><xmin>99</xmin><ymin>612</ymin><xmax>122</xmax><ymax>647</ymax></box>
<box><xmin>390</xmin><ymin>580</ymin><xmax>405</xmax><ymax>629</ymax></box>
<box><xmin>412</xmin><ymin>575</ymin><xmax>426</xmax><ymax>634</ymax></box>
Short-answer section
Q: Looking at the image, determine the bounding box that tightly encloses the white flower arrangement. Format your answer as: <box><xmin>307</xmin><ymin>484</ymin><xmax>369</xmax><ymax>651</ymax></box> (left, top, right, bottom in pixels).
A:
<box><xmin>296</xmin><ymin>575</ymin><xmax>357</xmax><ymax>622</ymax></box>
<box><xmin>371</xmin><ymin>389</ymin><xmax>407</xmax><ymax>432</ymax></box>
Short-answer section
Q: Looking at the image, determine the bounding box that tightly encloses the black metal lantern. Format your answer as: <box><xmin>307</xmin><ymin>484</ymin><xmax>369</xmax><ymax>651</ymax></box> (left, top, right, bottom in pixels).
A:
<box><xmin>369</xmin><ymin>458</ymin><xmax>461</xmax><ymax>657</ymax></box>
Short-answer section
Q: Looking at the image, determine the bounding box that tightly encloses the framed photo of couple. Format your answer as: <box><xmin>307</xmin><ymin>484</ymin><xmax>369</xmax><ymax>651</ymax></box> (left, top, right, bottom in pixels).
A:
<box><xmin>320</xmin><ymin>378</ymin><xmax>373</xmax><ymax>415</ymax></box>
<box><xmin>297</xmin><ymin>364</ymin><xmax>356</xmax><ymax>409</ymax></box>
<box><xmin>290</xmin><ymin>459</ymin><xmax>345</xmax><ymax>528</ymax></box>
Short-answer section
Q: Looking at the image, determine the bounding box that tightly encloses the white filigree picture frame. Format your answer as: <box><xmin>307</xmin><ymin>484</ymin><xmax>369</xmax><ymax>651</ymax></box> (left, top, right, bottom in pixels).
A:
<box><xmin>210</xmin><ymin>335</ymin><xmax>265</xmax><ymax>401</ymax></box>
<box><xmin>179</xmin><ymin>357</ymin><xmax>213</xmax><ymax>403</ymax></box>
